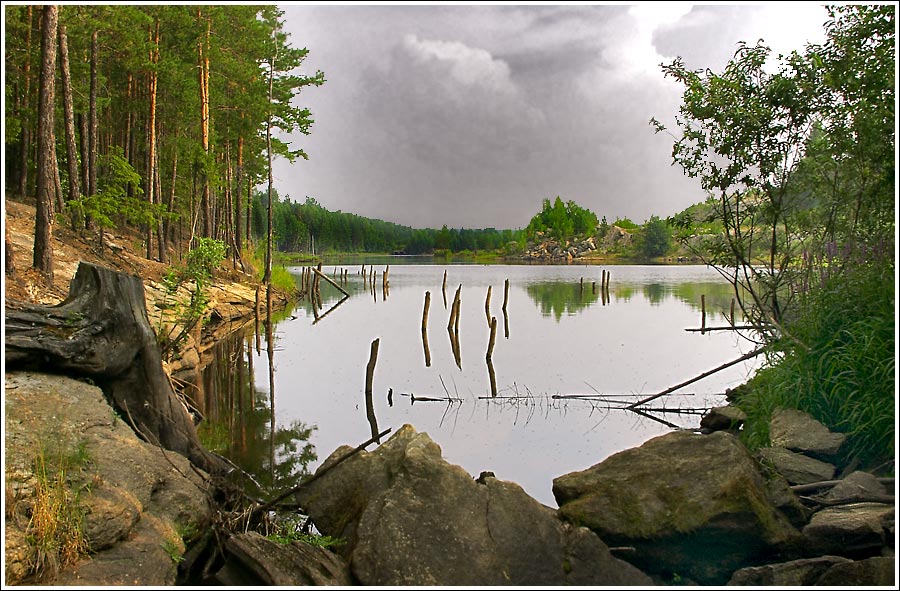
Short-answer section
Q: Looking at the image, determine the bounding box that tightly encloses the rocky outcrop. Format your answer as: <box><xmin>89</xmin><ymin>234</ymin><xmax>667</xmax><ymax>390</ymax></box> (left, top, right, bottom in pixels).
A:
<box><xmin>727</xmin><ymin>555</ymin><xmax>852</xmax><ymax>585</ymax></box>
<box><xmin>700</xmin><ymin>405</ymin><xmax>747</xmax><ymax>433</ymax></box>
<box><xmin>523</xmin><ymin>233</ymin><xmax>598</xmax><ymax>261</ymax></box>
<box><xmin>4</xmin><ymin>371</ymin><xmax>212</xmax><ymax>586</ymax></box>
<box><xmin>758</xmin><ymin>447</ymin><xmax>836</xmax><ymax>485</ymax></box>
<box><xmin>552</xmin><ymin>431</ymin><xmax>802</xmax><ymax>585</ymax></box>
<box><xmin>295</xmin><ymin>425</ymin><xmax>651</xmax><ymax>586</ymax></box>
<box><xmin>769</xmin><ymin>408</ymin><xmax>846</xmax><ymax>461</ymax></box>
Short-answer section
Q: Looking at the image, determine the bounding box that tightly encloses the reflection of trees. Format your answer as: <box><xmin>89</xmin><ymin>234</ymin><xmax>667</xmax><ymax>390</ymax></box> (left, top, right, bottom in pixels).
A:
<box><xmin>643</xmin><ymin>283</ymin><xmax>667</xmax><ymax>305</ymax></box>
<box><xmin>195</xmin><ymin>330</ymin><xmax>317</xmax><ymax>497</ymax></box>
<box><xmin>525</xmin><ymin>281</ymin><xmax>599</xmax><ymax>321</ymax></box>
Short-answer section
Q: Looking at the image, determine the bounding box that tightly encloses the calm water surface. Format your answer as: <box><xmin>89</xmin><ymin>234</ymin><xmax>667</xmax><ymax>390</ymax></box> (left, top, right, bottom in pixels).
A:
<box><xmin>196</xmin><ymin>262</ymin><xmax>760</xmax><ymax>507</ymax></box>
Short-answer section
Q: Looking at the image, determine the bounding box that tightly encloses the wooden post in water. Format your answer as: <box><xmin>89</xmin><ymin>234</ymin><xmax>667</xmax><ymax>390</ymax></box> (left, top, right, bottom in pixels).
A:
<box><xmin>442</xmin><ymin>270</ymin><xmax>448</xmax><ymax>308</ymax></box>
<box><xmin>701</xmin><ymin>294</ymin><xmax>707</xmax><ymax>334</ymax></box>
<box><xmin>448</xmin><ymin>284</ymin><xmax>461</xmax><ymax>331</ymax></box>
<box><xmin>365</xmin><ymin>338</ymin><xmax>379</xmax><ymax>395</ymax></box>
<box><xmin>592</xmin><ymin>281</ymin><xmax>597</xmax><ymax>295</ymax></box>
<box><xmin>486</xmin><ymin>316</ymin><xmax>498</xmax><ymax>397</ymax></box>
<box><xmin>422</xmin><ymin>291</ymin><xmax>431</xmax><ymax>332</ymax></box>
<box><xmin>422</xmin><ymin>291</ymin><xmax>431</xmax><ymax>367</ymax></box>
<box><xmin>502</xmin><ymin>278</ymin><xmax>509</xmax><ymax>312</ymax></box>
<box><xmin>579</xmin><ymin>277</ymin><xmax>584</xmax><ymax>298</ymax></box>
<box><xmin>485</xmin><ymin>285</ymin><xmax>492</xmax><ymax>327</ymax></box>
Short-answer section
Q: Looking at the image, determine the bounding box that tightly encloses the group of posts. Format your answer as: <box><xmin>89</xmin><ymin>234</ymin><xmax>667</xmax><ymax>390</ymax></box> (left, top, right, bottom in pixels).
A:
<box><xmin>420</xmin><ymin>271</ymin><xmax>510</xmax><ymax>397</ymax></box>
<box><xmin>580</xmin><ymin>268</ymin><xmax>612</xmax><ymax>305</ymax></box>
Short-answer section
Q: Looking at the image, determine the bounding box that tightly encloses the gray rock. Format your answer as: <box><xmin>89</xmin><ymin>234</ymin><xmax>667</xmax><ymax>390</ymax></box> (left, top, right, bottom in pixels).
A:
<box><xmin>758</xmin><ymin>446</ymin><xmax>835</xmax><ymax>485</ymax></box>
<box><xmin>825</xmin><ymin>471</ymin><xmax>887</xmax><ymax>503</ymax></box>
<box><xmin>816</xmin><ymin>556</ymin><xmax>895</xmax><ymax>586</ymax></box>
<box><xmin>764</xmin><ymin>474</ymin><xmax>811</xmax><ymax>528</ymax></box>
<box><xmin>4</xmin><ymin>372</ymin><xmax>212</xmax><ymax>585</ymax></box>
<box><xmin>700</xmin><ymin>405</ymin><xmax>747</xmax><ymax>433</ymax></box>
<box><xmin>553</xmin><ymin>431</ymin><xmax>801</xmax><ymax>585</ymax></box>
<box><xmin>769</xmin><ymin>408</ymin><xmax>846</xmax><ymax>460</ymax></box>
<box><xmin>214</xmin><ymin>532</ymin><xmax>352</xmax><ymax>586</ymax></box>
<box><xmin>296</xmin><ymin>424</ymin><xmax>651</xmax><ymax>586</ymax></box>
<box><xmin>727</xmin><ymin>555</ymin><xmax>851</xmax><ymax>586</ymax></box>
<box><xmin>802</xmin><ymin>503</ymin><xmax>894</xmax><ymax>557</ymax></box>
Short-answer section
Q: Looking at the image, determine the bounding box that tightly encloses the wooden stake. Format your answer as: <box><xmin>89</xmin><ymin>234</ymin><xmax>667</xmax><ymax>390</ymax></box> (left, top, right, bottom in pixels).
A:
<box><xmin>592</xmin><ymin>281</ymin><xmax>597</xmax><ymax>295</ymax></box>
<box><xmin>502</xmin><ymin>278</ymin><xmax>509</xmax><ymax>312</ymax></box>
<box><xmin>485</xmin><ymin>285</ymin><xmax>492</xmax><ymax>327</ymax></box>
<box><xmin>442</xmin><ymin>270</ymin><xmax>448</xmax><ymax>309</ymax></box>
<box><xmin>701</xmin><ymin>294</ymin><xmax>706</xmax><ymax>334</ymax></box>
<box><xmin>422</xmin><ymin>291</ymin><xmax>431</xmax><ymax>332</ymax></box>
<box><xmin>365</xmin><ymin>338</ymin><xmax>380</xmax><ymax>395</ymax></box>
<box><xmin>453</xmin><ymin>284</ymin><xmax>461</xmax><ymax>333</ymax></box>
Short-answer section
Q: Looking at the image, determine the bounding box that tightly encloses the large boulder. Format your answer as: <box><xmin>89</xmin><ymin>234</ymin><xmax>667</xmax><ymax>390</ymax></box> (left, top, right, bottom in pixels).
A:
<box><xmin>727</xmin><ymin>555</ymin><xmax>851</xmax><ymax>586</ymax></box>
<box><xmin>553</xmin><ymin>431</ymin><xmax>801</xmax><ymax>585</ymax></box>
<box><xmin>802</xmin><ymin>503</ymin><xmax>894</xmax><ymax>557</ymax></box>
<box><xmin>815</xmin><ymin>556</ymin><xmax>895</xmax><ymax>586</ymax></box>
<box><xmin>4</xmin><ymin>371</ymin><xmax>212</xmax><ymax>586</ymax></box>
<box><xmin>769</xmin><ymin>408</ymin><xmax>846</xmax><ymax>460</ymax></box>
<box><xmin>757</xmin><ymin>447</ymin><xmax>835</xmax><ymax>485</ymax></box>
<box><xmin>295</xmin><ymin>425</ymin><xmax>651</xmax><ymax>586</ymax></box>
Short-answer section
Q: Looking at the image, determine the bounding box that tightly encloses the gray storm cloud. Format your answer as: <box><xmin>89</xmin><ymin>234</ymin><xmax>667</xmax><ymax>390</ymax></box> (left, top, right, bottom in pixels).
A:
<box><xmin>274</xmin><ymin>3</ymin><xmax>827</xmax><ymax>229</ymax></box>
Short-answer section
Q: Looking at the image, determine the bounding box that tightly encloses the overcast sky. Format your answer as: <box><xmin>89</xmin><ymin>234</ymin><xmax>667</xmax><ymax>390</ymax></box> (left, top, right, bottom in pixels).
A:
<box><xmin>273</xmin><ymin>2</ymin><xmax>829</xmax><ymax>230</ymax></box>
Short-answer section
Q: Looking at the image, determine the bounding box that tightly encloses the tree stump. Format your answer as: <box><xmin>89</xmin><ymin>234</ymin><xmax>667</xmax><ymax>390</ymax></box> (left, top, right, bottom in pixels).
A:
<box><xmin>5</xmin><ymin>261</ymin><xmax>223</xmax><ymax>473</ymax></box>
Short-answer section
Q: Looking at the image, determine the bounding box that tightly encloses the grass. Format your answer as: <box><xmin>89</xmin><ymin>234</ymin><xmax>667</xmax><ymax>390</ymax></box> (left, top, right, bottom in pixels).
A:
<box><xmin>733</xmin><ymin>257</ymin><xmax>895</xmax><ymax>470</ymax></box>
<box><xmin>27</xmin><ymin>438</ymin><xmax>92</xmax><ymax>580</ymax></box>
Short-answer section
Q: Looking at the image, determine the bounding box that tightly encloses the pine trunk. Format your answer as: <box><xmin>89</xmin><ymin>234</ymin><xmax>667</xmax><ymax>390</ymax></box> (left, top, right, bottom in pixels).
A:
<box><xmin>17</xmin><ymin>6</ymin><xmax>33</xmax><ymax>199</ymax></box>
<box><xmin>89</xmin><ymin>30</ymin><xmax>99</xmax><ymax>199</ymax></box>
<box><xmin>33</xmin><ymin>5</ymin><xmax>57</xmax><ymax>279</ymax></box>
<box><xmin>58</xmin><ymin>23</ymin><xmax>81</xmax><ymax>208</ymax></box>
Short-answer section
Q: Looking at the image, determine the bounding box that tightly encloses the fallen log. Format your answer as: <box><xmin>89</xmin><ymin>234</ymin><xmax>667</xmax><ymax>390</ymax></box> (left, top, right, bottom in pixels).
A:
<box><xmin>4</xmin><ymin>261</ymin><xmax>226</xmax><ymax>474</ymax></box>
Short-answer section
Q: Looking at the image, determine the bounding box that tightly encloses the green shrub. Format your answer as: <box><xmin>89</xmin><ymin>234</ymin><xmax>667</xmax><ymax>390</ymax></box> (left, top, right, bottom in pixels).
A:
<box><xmin>735</xmin><ymin>257</ymin><xmax>895</xmax><ymax>469</ymax></box>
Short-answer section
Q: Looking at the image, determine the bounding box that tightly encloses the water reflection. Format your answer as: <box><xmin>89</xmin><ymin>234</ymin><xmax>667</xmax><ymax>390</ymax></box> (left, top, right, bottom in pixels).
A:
<box><xmin>194</xmin><ymin>327</ymin><xmax>317</xmax><ymax>497</ymax></box>
<box><xmin>525</xmin><ymin>281</ymin><xmax>600</xmax><ymax>320</ymax></box>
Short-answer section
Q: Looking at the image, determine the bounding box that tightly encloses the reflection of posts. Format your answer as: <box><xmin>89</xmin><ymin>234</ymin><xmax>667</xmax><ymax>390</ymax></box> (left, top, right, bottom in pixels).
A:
<box><xmin>487</xmin><ymin>358</ymin><xmax>498</xmax><ymax>397</ymax></box>
<box><xmin>485</xmin><ymin>316</ymin><xmax>498</xmax><ymax>396</ymax></box>
<box><xmin>364</xmin><ymin>388</ymin><xmax>380</xmax><ymax>444</ymax></box>
<box><xmin>421</xmin><ymin>291</ymin><xmax>431</xmax><ymax>367</ymax></box>
<box><xmin>448</xmin><ymin>327</ymin><xmax>462</xmax><ymax>370</ymax></box>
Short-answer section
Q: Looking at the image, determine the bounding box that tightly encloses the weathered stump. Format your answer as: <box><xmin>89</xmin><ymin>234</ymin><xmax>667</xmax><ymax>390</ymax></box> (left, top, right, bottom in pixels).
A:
<box><xmin>4</xmin><ymin>261</ymin><xmax>224</xmax><ymax>473</ymax></box>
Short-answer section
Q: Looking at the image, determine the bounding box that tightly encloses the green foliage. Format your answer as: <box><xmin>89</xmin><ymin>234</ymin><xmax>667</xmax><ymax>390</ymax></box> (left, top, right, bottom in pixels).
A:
<box><xmin>639</xmin><ymin>215</ymin><xmax>671</xmax><ymax>259</ymax></box>
<box><xmin>264</xmin><ymin>514</ymin><xmax>345</xmax><ymax>549</ymax></box>
<box><xmin>612</xmin><ymin>217</ymin><xmax>639</xmax><ymax>231</ymax></box>
<box><xmin>64</xmin><ymin>147</ymin><xmax>163</xmax><ymax>231</ymax></box>
<box><xmin>526</xmin><ymin>196</ymin><xmax>598</xmax><ymax>241</ymax></box>
<box><xmin>157</xmin><ymin>238</ymin><xmax>227</xmax><ymax>357</ymax></box>
<box><xmin>735</xmin><ymin>257</ymin><xmax>894</xmax><ymax>468</ymax></box>
<box><xmin>26</xmin><ymin>436</ymin><xmax>91</xmax><ymax>580</ymax></box>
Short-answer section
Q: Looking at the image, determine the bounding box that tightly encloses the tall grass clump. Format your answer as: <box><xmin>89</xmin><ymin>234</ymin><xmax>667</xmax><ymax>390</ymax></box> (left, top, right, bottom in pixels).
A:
<box><xmin>27</xmin><ymin>440</ymin><xmax>91</xmax><ymax>580</ymax></box>
<box><xmin>736</xmin><ymin>252</ymin><xmax>895</xmax><ymax>470</ymax></box>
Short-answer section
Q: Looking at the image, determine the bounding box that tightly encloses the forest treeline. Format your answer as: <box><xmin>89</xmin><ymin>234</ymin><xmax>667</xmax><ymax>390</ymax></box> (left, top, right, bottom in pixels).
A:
<box><xmin>4</xmin><ymin>5</ymin><xmax>323</xmax><ymax>275</ymax></box>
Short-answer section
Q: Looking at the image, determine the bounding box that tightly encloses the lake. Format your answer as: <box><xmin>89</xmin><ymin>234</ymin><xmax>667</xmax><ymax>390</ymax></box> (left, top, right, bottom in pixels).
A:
<box><xmin>195</xmin><ymin>261</ymin><xmax>761</xmax><ymax>507</ymax></box>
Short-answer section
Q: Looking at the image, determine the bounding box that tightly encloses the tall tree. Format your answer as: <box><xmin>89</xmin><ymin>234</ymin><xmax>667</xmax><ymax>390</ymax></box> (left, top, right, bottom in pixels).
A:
<box><xmin>33</xmin><ymin>5</ymin><xmax>58</xmax><ymax>279</ymax></box>
<box><xmin>58</xmin><ymin>22</ymin><xmax>81</xmax><ymax>208</ymax></box>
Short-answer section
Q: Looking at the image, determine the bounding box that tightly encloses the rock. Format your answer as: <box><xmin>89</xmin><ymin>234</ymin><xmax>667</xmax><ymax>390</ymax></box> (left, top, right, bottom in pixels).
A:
<box><xmin>213</xmin><ymin>532</ymin><xmax>352</xmax><ymax>586</ymax></box>
<box><xmin>4</xmin><ymin>371</ymin><xmax>212</xmax><ymax>585</ymax></box>
<box><xmin>764</xmin><ymin>475</ymin><xmax>811</xmax><ymax>528</ymax></box>
<box><xmin>769</xmin><ymin>408</ymin><xmax>846</xmax><ymax>460</ymax></box>
<box><xmin>816</xmin><ymin>556</ymin><xmax>895</xmax><ymax>586</ymax></box>
<box><xmin>758</xmin><ymin>447</ymin><xmax>835</xmax><ymax>485</ymax></box>
<box><xmin>296</xmin><ymin>425</ymin><xmax>651</xmax><ymax>586</ymax></box>
<box><xmin>553</xmin><ymin>431</ymin><xmax>801</xmax><ymax>585</ymax></box>
<box><xmin>700</xmin><ymin>405</ymin><xmax>747</xmax><ymax>433</ymax></box>
<box><xmin>727</xmin><ymin>555</ymin><xmax>851</xmax><ymax>586</ymax></box>
<box><xmin>802</xmin><ymin>503</ymin><xmax>894</xmax><ymax>557</ymax></box>
<box><xmin>824</xmin><ymin>471</ymin><xmax>887</xmax><ymax>503</ymax></box>
<box><xmin>55</xmin><ymin>513</ymin><xmax>182</xmax><ymax>586</ymax></box>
